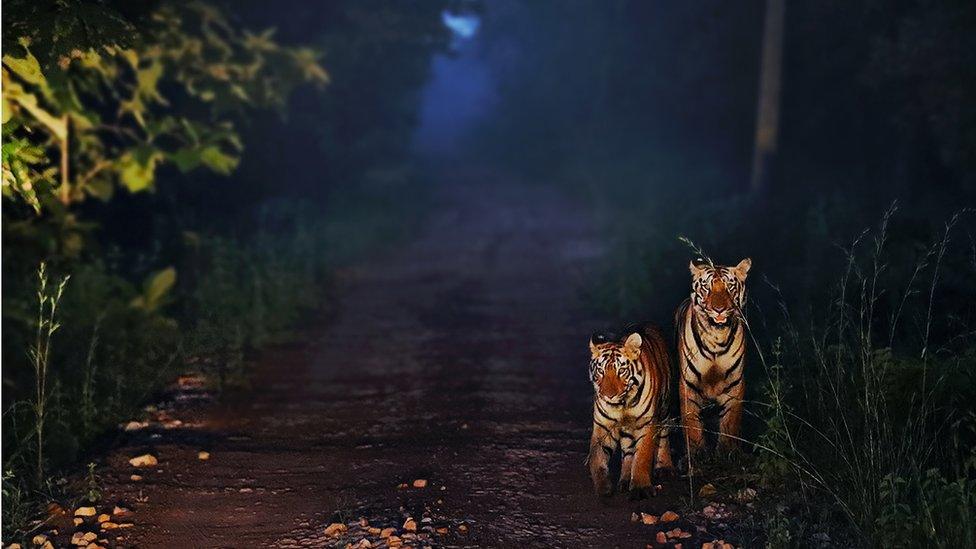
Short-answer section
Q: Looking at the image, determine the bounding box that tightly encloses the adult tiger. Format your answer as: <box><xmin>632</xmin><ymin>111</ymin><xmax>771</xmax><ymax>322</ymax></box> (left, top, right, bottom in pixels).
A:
<box><xmin>587</xmin><ymin>324</ymin><xmax>673</xmax><ymax>499</ymax></box>
<box><xmin>675</xmin><ymin>258</ymin><xmax>751</xmax><ymax>455</ymax></box>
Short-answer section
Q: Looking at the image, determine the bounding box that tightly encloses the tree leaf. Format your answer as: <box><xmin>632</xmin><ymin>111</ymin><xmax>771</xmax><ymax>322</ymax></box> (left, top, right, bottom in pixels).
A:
<box><xmin>199</xmin><ymin>146</ymin><xmax>239</xmax><ymax>175</ymax></box>
<box><xmin>117</xmin><ymin>147</ymin><xmax>162</xmax><ymax>192</ymax></box>
<box><xmin>130</xmin><ymin>267</ymin><xmax>177</xmax><ymax>312</ymax></box>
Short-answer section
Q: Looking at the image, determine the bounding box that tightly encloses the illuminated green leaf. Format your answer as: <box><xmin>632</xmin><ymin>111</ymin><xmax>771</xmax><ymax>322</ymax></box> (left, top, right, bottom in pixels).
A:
<box><xmin>117</xmin><ymin>147</ymin><xmax>163</xmax><ymax>192</ymax></box>
<box><xmin>199</xmin><ymin>146</ymin><xmax>239</xmax><ymax>174</ymax></box>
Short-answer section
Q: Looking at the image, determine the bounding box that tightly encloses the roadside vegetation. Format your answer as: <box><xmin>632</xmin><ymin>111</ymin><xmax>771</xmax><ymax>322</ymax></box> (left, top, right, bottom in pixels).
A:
<box><xmin>1</xmin><ymin>0</ymin><xmax>452</xmax><ymax>542</ymax></box>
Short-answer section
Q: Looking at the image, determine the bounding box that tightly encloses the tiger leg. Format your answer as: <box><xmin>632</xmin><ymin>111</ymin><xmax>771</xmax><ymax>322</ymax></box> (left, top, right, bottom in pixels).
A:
<box><xmin>654</xmin><ymin>425</ymin><xmax>674</xmax><ymax>476</ymax></box>
<box><xmin>618</xmin><ymin>431</ymin><xmax>636</xmax><ymax>493</ymax></box>
<box><xmin>679</xmin><ymin>378</ymin><xmax>705</xmax><ymax>454</ymax></box>
<box><xmin>588</xmin><ymin>422</ymin><xmax>617</xmax><ymax>497</ymax></box>
<box><xmin>717</xmin><ymin>383</ymin><xmax>745</xmax><ymax>451</ymax></box>
<box><xmin>628</xmin><ymin>426</ymin><xmax>658</xmax><ymax>499</ymax></box>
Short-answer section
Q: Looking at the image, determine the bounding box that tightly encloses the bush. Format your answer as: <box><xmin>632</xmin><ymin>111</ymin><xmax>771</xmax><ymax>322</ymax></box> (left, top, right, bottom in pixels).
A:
<box><xmin>754</xmin><ymin>209</ymin><xmax>976</xmax><ymax>547</ymax></box>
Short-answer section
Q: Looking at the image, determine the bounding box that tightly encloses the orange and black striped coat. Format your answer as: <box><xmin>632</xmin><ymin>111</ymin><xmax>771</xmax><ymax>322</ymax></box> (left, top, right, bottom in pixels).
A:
<box><xmin>587</xmin><ymin>324</ymin><xmax>673</xmax><ymax>499</ymax></box>
<box><xmin>675</xmin><ymin>259</ymin><xmax>751</xmax><ymax>454</ymax></box>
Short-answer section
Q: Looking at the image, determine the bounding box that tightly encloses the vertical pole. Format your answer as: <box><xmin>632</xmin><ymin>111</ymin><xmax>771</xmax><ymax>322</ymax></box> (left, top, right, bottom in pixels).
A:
<box><xmin>750</xmin><ymin>0</ymin><xmax>785</xmax><ymax>193</ymax></box>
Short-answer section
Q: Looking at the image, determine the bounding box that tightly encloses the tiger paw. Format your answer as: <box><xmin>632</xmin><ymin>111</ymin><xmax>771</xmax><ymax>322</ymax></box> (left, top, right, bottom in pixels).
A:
<box><xmin>653</xmin><ymin>466</ymin><xmax>676</xmax><ymax>479</ymax></box>
<box><xmin>592</xmin><ymin>477</ymin><xmax>613</xmax><ymax>498</ymax></box>
<box><xmin>628</xmin><ymin>485</ymin><xmax>656</xmax><ymax>500</ymax></box>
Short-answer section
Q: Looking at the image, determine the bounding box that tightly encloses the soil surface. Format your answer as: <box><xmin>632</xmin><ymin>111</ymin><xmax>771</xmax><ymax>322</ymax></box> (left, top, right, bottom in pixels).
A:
<box><xmin>95</xmin><ymin>170</ymin><xmax>715</xmax><ymax>548</ymax></box>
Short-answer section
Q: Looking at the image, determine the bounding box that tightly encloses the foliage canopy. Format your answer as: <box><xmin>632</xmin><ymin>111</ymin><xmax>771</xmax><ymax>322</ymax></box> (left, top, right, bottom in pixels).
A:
<box><xmin>1</xmin><ymin>0</ymin><xmax>327</xmax><ymax>222</ymax></box>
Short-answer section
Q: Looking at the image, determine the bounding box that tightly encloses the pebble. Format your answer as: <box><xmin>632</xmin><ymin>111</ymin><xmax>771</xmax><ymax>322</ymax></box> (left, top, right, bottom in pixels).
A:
<box><xmin>458</xmin><ymin>524</ymin><xmax>469</xmax><ymax>535</ymax></box>
<box><xmin>101</xmin><ymin>523</ymin><xmax>119</xmax><ymax>530</ymax></box>
<box><xmin>660</xmin><ymin>510</ymin><xmax>679</xmax><ymax>522</ymax></box>
<box><xmin>74</xmin><ymin>507</ymin><xmax>97</xmax><ymax>517</ymax></box>
<box><xmin>698</xmin><ymin>483</ymin><xmax>717</xmax><ymax>497</ymax></box>
<box><xmin>70</xmin><ymin>532</ymin><xmax>97</xmax><ymax>546</ymax></box>
<box><xmin>640</xmin><ymin>513</ymin><xmax>658</xmax><ymax>525</ymax></box>
<box><xmin>412</xmin><ymin>479</ymin><xmax>428</xmax><ymax>488</ymax></box>
<box><xmin>655</xmin><ymin>531</ymin><xmax>667</xmax><ymax>544</ymax></box>
<box><xmin>665</xmin><ymin>528</ymin><xmax>691</xmax><ymax>539</ymax></box>
<box><xmin>123</xmin><ymin>421</ymin><xmax>146</xmax><ymax>431</ymax></box>
<box><xmin>380</xmin><ymin>528</ymin><xmax>396</xmax><ymax>538</ymax></box>
<box><xmin>73</xmin><ymin>518</ymin><xmax>84</xmax><ymax>526</ymax></box>
<box><xmin>128</xmin><ymin>454</ymin><xmax>158</xmax><ymax>468</ymax></box>
<box><xmin>324</xmin><ymin>523</ymin><xmax>347</xmax><ymax>537</ymax></box>
<box><xmin>97</xmin><ymin>514</ymin><xmax>110</xmax><ymax>523</ymax></box>
<box><xmin>736</xmin><ymin>487</ymin><xmax>757</xmax><ymax>502</ymax></box>
<box><xmin>702</xmin><ymin>503</ymin><xmax>731</xmax><ymax>520</ymax></box>
<box><xmin>402</xmin><ymin>518</ymin><xmax>417</xmax><ymax>532</ymax></box>
<box><xmin>31</xmin><ymin>534</ymin><xmax>47</xmax><ymax>546</ymax></box>
<box><xmin>129</xmin><ymin>474</ymin><xmax>143</xmax><ymax>481</ymax></box>
<box><xmin>198</xmin><ymin>451</ymin><xmax>210</xmax><ymax>461</ymax></box>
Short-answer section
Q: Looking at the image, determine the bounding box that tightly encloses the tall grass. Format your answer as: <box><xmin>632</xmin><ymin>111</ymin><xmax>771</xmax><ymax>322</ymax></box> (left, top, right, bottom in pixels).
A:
<box><xmin>755</xmin><ymin>207</ymin><xmax>976</xmax><ymax>547</ymax></box>
<box><xmin>29</xmin><ymin>264</ymin><xmax>69</xmax><ymax>486</ymax></box>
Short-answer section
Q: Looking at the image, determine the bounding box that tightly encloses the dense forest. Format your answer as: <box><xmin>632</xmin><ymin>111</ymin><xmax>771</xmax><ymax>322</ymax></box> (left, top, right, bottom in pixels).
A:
<box><xmin>3</xmin><ymin>1</ymin><xmax>975</xmax><ymax>547</ymax></box>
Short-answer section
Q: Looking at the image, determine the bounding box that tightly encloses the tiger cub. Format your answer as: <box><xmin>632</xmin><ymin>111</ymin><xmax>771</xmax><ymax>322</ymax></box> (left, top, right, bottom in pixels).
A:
<box><xmin>587</xmin><ymin>324</ymin><xmax>673</xmax><ymax>499</ymax></box>
<box><xmin>675</xmin><ymin>258</ymin><xmax>751</xmax><ymax>454</ymax></box>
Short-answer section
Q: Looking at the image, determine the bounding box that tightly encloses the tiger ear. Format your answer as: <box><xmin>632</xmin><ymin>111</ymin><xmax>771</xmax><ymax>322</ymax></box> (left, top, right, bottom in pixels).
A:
<box><xmin>589</xmin><ymin>336</ymin><xmax>600</xmax><ymax>356</ymax></box>
<box><xmin>689</xmin><ymin>260</ymin><xmax>708</xmax><ymax>278</ymax></box>
<box><xmin>623</xmin><ymin>332</ymin><xmax>642</xmax><ymax>351</ymax></box>
<box><xmin>733</xmin><ymin>258</ymin><xmax>752</xmax><ymax>280</ymax></box>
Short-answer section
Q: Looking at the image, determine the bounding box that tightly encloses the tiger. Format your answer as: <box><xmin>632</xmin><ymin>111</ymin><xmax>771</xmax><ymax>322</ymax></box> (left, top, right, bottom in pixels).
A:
<box><xmin>587</xmin><ymin>324</ymin><xmax>673</xmax><ymax>499</ymax></box>
<box><xmin>675</xmin><ymin>258</ymin><xmax>751</xmax><ymax>455</ymax></box>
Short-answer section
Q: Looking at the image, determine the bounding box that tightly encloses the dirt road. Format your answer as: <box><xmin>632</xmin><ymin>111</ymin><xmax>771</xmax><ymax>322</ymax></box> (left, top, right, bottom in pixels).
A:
<box><xmin>98</xmin><ymin>170</ymin><xmax>699</xmax><ymax>548</ymax></box>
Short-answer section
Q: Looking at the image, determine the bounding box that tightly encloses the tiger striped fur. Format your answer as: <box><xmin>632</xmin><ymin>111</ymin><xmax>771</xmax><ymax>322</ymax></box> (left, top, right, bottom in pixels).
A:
<box><xmin>675</xmin><ymin>258</ymin><xmax>751</xmax><ymax>454</ymax></box>
<box><xmin>587</xmin><ymin>324</ymin><xmax>673</xmax><ymax>499</ymax></box>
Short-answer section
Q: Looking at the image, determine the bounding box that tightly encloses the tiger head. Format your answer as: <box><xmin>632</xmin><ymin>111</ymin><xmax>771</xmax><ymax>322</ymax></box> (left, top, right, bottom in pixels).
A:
<box><xmin>589</xmin><ymin>332</ymin><xmax>643</xmax><ymax>405</ymax></box>
<box><xmin>689</xmin><ymin>258</ymin><xmax>752</xmax><ymax>326</ymax></box>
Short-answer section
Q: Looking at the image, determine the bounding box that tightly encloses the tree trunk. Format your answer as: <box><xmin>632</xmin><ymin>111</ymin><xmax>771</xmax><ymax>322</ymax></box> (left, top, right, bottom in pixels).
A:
<box><xmin>750</xmin><ymin>0</ymin><xmax>785</xmax><ymax>193</ymax></box>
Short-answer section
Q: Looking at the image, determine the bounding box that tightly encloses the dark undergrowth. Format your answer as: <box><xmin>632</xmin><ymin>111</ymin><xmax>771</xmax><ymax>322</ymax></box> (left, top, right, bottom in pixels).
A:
<box><xmin>1</xmin><ymin>173</ymin><xmax>430</xmax><ymax>543</ymax></box>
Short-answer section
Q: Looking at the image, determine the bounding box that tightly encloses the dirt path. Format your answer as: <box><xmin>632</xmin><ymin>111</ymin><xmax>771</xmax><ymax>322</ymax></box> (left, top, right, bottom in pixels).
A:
<box><xmin>97</xmin><ymin>169</ymin><xmax>699</xmax><ymax>548</ymax></box>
